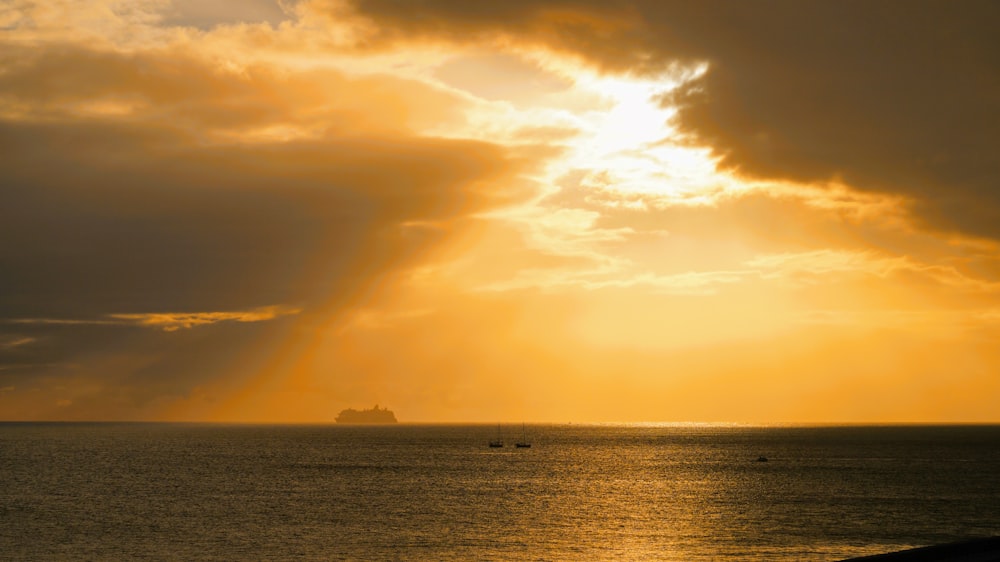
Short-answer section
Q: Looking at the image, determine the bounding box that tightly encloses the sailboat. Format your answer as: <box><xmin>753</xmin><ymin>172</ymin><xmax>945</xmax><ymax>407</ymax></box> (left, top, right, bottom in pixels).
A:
<box><xmin>516</xmin><ymin>423</ymin><xmax>531</xmax><ymax>448</ymax></box>
<box><xmin>489</xmin><ymin>424</ymin><xmax>504</xmax><ymax>448</ymax></box>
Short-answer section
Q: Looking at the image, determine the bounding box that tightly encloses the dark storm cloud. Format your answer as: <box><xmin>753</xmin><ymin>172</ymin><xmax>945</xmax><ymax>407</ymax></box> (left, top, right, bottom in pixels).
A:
<box><xmin>1</xmin><ymin>119</ymin><xmax>505</xmax><ymax>317</ymax></box>
<box><xmin>654</xmin><ymin>1</ymin><xmax>1000</xmax><ymax>239</ymax></box>
<box><xmin>0</xmin><ymin>318</ymin><xmax>297</xmax><ymax>419</ymax></box>
<box><xmin>345</xmin><ymin>0</ymin><xmax>1000</xmax><ymax>238</ymax></box>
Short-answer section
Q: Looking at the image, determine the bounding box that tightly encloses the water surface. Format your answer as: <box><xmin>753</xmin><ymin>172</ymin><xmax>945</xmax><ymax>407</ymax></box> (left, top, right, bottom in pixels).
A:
<box><xmin>2</xmin><ymin>423</ymin><xmax>999</xmax><ymax>560</ymax></box>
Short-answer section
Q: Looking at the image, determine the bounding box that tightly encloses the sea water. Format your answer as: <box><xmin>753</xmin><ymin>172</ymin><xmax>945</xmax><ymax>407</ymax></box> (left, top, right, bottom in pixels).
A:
<box><xmin>2</xmin><ymin>423</ymin><xmax>999</xmax><ymax>561</ymax></box>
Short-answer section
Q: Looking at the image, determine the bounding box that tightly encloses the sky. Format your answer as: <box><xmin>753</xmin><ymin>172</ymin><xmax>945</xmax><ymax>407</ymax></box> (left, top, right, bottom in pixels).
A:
<box><xmin>1</xmin><ymin>0</ymin><xmax>999</xmax><ymax>423</ymax></box>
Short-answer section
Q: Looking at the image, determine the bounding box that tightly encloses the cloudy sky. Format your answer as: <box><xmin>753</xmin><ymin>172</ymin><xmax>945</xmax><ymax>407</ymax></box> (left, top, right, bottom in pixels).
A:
<box><xmin>2</xmin><ymin>0</ymin><xmax>999</xmax><ymax>422</ymax></box>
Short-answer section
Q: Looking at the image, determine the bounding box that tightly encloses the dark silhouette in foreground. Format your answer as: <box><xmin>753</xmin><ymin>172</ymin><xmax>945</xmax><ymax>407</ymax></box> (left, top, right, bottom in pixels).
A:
<box><xmin>840</xmin><ymin>536</ymin><xmax>1000</xmax><ymax>561</ymax></box>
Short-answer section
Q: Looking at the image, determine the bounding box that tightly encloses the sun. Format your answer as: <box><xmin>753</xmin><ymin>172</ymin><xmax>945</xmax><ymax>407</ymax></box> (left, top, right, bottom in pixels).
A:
<box><xmin>535</xmin><ymin>64</ymin><xmax>745</xmax><ymax>207</ymax></box>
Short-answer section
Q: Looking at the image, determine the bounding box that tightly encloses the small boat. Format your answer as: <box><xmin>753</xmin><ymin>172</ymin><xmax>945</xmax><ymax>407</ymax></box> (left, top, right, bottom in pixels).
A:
<box><xmin>489</xmin><ymin>424</ymin><xmax>504</xmax><ymax>448</ymax></box>
<box><xmin>756</xmin><ymin>456</ymin><xmax>768</xmax><ymax>462</ymax></box>
<box><xmin>515</xmin><ymin>423</ymin><xmax>531</xmax><ymax>448</ymax></box>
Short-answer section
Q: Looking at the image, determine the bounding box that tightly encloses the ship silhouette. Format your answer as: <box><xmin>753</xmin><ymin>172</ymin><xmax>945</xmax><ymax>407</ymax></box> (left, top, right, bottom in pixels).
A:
<box><xmin>335</xmin><ymin>404</ymin><xmax>398</xmax><ymax>424</ymax></box>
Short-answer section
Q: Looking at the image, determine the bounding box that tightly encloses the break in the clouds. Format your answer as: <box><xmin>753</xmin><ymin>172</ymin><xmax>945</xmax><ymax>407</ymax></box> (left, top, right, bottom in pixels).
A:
<box><xmin>345</xmin><ymin>0</ymin><xmax>1000</xmax><ymax>238</ymax></box>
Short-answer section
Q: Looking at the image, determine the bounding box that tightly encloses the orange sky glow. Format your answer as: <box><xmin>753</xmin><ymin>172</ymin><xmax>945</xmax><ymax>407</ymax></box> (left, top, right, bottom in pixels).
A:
<box><xmin>2</xmin><ymin>0</ymin><xmax>999</xmax><ymax>423</ymax></box>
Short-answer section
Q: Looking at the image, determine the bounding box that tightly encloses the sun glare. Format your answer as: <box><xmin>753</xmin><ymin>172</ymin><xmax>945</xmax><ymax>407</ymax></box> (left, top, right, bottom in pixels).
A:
<box><xmin>530</xmin><ymin>66</ymin><xmax>747</xmax><ymax>208</ymax></box>
<box><xmin>433</xmin><ymin>57</ymin><xmax>724</xmax><ymax>207</ymax></box>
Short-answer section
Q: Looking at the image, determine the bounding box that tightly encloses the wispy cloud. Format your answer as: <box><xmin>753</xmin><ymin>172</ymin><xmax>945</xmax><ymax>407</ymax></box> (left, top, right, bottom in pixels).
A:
<box><xmin>482</xmin><ymin>247</ymin><xmax>1000</xmax><ymax>296</ymax></box>
<box><xmin>746</xmin><ymin>249</ymin><xmax>1000</xmax><ymax>292</ymax></box>
<box><xmin>745</xmin><ymin>249</ymin><xmax>903</xmax><ymax>279</ymax></box>
<box><xmin>4</xmin><ymin>305</ymin><xmax>302</xmax><ymax>332</ymax></box>
<box><xmin>0</xmin><ymin>336</ymin><xmax>37</xmax><ymax>350</ymax></box>
<box><xmin>109</xmin><ymin>305</ymin><xmax>302</xmax><ymax>331</ymax></box>
<box><xmin>3</xmin><ymin>318</ymin><xmax>121</xmax><ymax>327</ymax></box>
<box><xmin>480</xmin><ymin>266</ymin><xmax>747</xmax><ymax>295</ymax></box>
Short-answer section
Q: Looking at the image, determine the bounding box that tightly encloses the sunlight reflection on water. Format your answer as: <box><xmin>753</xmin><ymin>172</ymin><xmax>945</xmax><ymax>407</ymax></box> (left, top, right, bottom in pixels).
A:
<box><xmin>2</xmin><ymin>423</ymin><xmax>999</xmax><ymax>560</ymax></box>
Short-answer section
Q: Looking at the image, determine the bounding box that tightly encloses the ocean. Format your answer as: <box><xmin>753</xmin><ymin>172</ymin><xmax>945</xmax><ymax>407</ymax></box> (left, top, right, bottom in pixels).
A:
<box><xmin>2</xmin><ymin>423</ymin><xmax>999</xmax><ymax>561</ymax></box>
